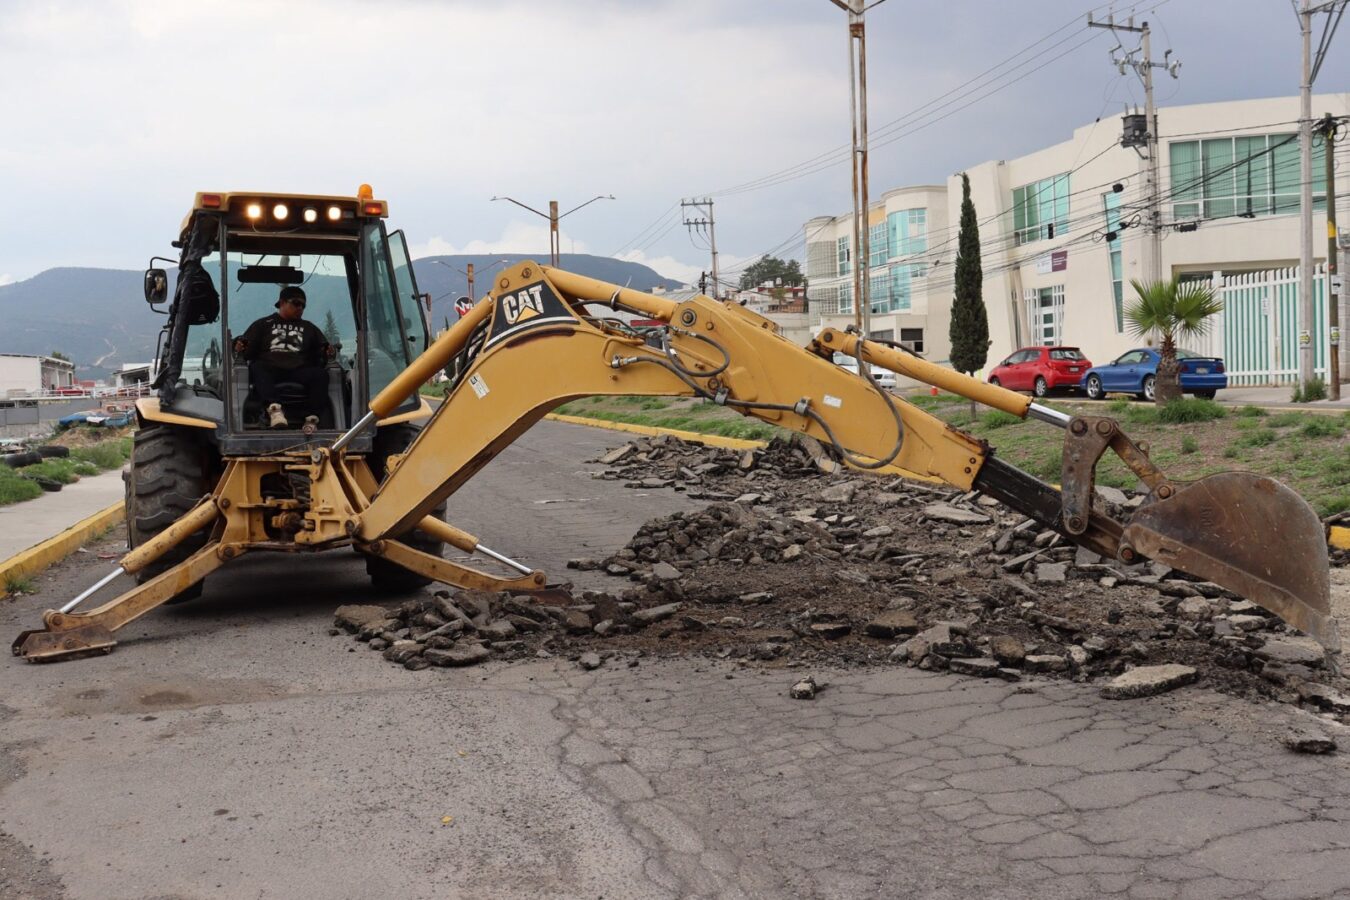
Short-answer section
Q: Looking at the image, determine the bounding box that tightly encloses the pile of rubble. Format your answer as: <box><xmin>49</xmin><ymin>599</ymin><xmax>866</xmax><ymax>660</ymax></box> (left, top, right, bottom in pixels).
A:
<box><xmin>332</xmin><ymin>433</ymin><xmax>1348</xmax><ymax>724</ymax></box>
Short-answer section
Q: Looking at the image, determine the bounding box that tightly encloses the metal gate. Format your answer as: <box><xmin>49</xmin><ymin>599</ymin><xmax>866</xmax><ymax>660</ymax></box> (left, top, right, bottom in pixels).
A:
<box><xmin>1188</xmin><ymin>265</ymin><xmax>1330</xmax><ymax>386</ymax></box>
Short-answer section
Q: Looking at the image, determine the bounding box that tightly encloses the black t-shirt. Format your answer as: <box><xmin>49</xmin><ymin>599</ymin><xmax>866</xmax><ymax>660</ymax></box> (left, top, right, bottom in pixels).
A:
<box><xmin>241</xmin><ymin>313</ymin><xmax>328</xmax><ymax>370</ymax></box>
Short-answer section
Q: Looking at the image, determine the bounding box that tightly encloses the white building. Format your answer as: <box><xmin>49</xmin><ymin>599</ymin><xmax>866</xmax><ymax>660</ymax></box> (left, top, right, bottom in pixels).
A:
<box><xmin>0</xmin><ymin>353</ymin><xmax>76</xmax><ymax>398</ymax></box>
<box><xmin>803</xmin><ymin>94</ymin><xmax>1350</xmax><ymax>379</ymax></box>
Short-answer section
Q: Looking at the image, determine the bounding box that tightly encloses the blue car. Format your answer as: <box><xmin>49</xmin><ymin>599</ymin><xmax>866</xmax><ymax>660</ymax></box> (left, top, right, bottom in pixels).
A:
<box><xmin>1081</xmin><ymin>348</ymin><xmax>1227</xmax><ymax>401</ymax></box>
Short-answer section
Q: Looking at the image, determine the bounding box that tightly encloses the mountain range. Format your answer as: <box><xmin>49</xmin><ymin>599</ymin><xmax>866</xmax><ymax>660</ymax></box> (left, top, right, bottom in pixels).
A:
<box><xmin>0</xmin><ymin>255</ymin><xmax>683</xmax><ymax>378</ymax></box>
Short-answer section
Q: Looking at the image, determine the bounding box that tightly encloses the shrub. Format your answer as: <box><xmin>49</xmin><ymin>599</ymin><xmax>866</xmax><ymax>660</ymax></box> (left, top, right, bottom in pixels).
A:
<box><xmin>1180</xmin><ymin>435</ymin><xmax>1199</xmax><ymax>454</ymax></box>
<box><xmin>1291</xmin><ymin>377</ymin><xmax>1328</xmax><ymax>403</ymax></box>
<box><xmin>1222</xmin><ymin>445</ymin><xmax>1240</xmax><ymax>459</ymax></box>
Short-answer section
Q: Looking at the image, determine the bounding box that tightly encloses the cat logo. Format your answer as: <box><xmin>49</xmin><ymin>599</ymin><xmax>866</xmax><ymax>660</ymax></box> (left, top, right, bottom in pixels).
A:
<box><xmin>501</xmin><ymin>284</ymin><xmax>545</xmax><ymax>325</ymax></box>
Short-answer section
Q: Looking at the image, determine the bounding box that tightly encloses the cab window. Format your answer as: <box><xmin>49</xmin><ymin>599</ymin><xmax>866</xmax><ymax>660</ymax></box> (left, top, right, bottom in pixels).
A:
<box><xmin>362</xmin><ymin>226</ymin><xmax>417</xmax><ymax>408</ymax></box>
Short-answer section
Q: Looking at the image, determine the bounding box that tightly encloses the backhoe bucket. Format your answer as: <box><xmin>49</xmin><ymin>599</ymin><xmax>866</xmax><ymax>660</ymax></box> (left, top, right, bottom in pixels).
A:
<box><xmin>1123</xmin><ymin>472</ymin><xmax>1338</xmax><ymax>651</ymax></box>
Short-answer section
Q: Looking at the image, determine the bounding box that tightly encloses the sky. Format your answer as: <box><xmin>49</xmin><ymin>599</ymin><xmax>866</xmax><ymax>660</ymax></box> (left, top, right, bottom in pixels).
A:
<box><xmin>0</xmin><ymin>0</ymin><xmax>1345</xmax><ymax>288</ymax></box>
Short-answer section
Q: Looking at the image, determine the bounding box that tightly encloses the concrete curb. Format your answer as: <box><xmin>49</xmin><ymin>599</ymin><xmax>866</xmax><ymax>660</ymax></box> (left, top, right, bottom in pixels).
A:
<box><xmin>0</xmin><ymin>502</ymin><xmax>124</xmax><ymax>589</ymax></box>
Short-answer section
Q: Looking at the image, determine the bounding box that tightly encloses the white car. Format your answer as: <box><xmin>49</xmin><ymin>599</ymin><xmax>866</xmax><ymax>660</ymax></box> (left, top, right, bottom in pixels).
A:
<box><xmin>832</xmin><ymin>352</ymin><xmax>898</xmax><ymax>389</ymax></box>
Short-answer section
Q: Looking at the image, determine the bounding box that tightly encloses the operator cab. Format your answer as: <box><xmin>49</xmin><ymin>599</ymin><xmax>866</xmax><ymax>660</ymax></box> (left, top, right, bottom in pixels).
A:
<box><xmin>142</xmin><ymin>187</ymin><xmax>430</xmax><ymax>454</ymax></box>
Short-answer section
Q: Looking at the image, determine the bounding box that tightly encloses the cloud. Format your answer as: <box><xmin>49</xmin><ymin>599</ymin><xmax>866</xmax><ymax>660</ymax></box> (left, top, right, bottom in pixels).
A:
<box><xmin>410</xmin><ymin>220</ymin><xmax>590</xmax><ymax>260</ymax></box>
<box><xmin>615</xmin><ymin>251</ymin><xmax>704</xmax><ymax>287</ymax></box>
<box><xmin>0</xmin><ymin>274</ymin><xmax>14</xmax><ymax>286</ymax></box>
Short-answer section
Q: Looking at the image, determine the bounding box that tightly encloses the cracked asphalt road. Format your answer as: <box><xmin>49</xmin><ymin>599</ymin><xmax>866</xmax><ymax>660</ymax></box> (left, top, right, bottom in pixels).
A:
<box><xmin>3</xmin><ymin>419</ymin><xmax>1348</xmax><ymax>899</ymax></box>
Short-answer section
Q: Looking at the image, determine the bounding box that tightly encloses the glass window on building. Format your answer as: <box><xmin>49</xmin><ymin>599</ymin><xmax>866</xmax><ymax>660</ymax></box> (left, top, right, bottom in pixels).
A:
<box><xmin>840</xmin><ymin>281</ymin><xmax>853</xmax><ymax>315</ymax></box>
<box><xmin>810</xmin><ymin>283</ymin><xmax>840</xmax><ymax>316</ymax></box>
<box><xmin>899</xmin><ymin>328</ymin><xmax>924</xmax><ymax>354</ymax></box>
<box><xmin>869</xmin><ymin>271</ymin><xmax>891</xmax><ymax>314</ymax></box>
<box><xmin>887</xmin><ymin>208</ymin><xmax>927</xmax><ymax>258</ymax></box>
<box><xmin>890</xmin><ymin>262</ymin><xmax>925</xmax><ymax>311</ymax></box>
<box><xmin>806</xmin><ymin>240</ymin><xmax>836</xmax><ymax>280</ymax></box>
<box><xmin>869</xmin><ymin>221</ymin><xmax>888</xmax><ymax>267</ymax></box>
<box><xmin>837</xmin><ymin>236</ymin><xmax>851</xmax><ymax>276</ymax></box>
<box><xmin>1169</xmin><ymin>133</ymin><xmax>1326</xmax><ymax>220</ymax></box>
<box><xmin>1102</xmin><ymin>191</ymin><xmax>1124</xmax><ymax>333</ymax></box>
<box><xmin>1013</xmin><ymin>175</ymin><xmax>1070</xmax><ymax>245</ymax></box>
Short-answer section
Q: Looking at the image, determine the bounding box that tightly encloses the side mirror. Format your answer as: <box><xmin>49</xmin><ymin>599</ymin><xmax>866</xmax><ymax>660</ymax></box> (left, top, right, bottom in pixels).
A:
<box><xmin>144</xmin><ymin>268</ymin><xmax>168</xmax><ymax>306</ymax></box>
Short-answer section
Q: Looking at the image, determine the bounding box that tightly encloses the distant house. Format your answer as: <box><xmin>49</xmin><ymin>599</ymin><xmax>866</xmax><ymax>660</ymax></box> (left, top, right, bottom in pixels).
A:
<box><xmin>114</xmin><ymin>363</ymin><xmax>153</xmax><ymax>389</ymax></box>
<box><xmin>0</xmin><ymin>353</ymin><xmax>76</xmax><ymax>398</ymax></box>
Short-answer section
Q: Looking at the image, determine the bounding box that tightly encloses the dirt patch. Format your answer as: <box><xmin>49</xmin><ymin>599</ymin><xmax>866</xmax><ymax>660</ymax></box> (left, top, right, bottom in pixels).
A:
<box><xmin>336</xmin><ymin>434</ymin><xmax>1348</xmax><ymax>722</ymax></box>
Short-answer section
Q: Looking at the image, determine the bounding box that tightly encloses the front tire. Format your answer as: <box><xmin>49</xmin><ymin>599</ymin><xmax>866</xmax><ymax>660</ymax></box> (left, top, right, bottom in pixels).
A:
<box><xmin>363</xmin><ymin>424</ymin><xmax>447</xmax><ymax>591</ymax></box>
<box><xmin>125</xmin><ymin>425</ymin><xmax>215</xmax><ymax>602</ymax></box>
<box><xmin>1141</xmin><ymin>375</ymin><xmax>1156</xmax><ymax>402</ymax></box>
<box><xmin>1085</xmin><ymin>375</ymin><xmax>1103</xmax><ymax>400</ymax></box>
<box><xmin>1033</xmin><ymin>376</ymin><xmax>1048</xmax><ymax>398</ymax></box>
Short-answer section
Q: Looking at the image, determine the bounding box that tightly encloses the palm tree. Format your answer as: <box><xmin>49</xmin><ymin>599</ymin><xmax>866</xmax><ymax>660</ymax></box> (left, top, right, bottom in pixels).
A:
<box><xmin>1124</xmin><ymin>277</ymin><xmax>1223</xmax><ymax>404</ymax></box>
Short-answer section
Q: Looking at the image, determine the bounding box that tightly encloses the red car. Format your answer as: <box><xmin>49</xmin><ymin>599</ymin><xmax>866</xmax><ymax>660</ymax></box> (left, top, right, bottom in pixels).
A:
<box><xmin>988</xmin><ymin>346</ymin><xmax>1092</xmax><ymax>397</ymax></box>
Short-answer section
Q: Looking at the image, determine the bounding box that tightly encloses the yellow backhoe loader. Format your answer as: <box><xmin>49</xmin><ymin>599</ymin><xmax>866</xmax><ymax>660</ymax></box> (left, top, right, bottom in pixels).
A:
<box><xmin>12</xmin><ymin>190</ymin><xmax>1339</xmax><ymax>662</ymax></box>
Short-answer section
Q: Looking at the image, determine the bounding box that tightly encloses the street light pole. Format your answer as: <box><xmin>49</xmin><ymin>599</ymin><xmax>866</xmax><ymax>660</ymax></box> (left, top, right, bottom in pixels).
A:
<box><xmin>830</xmin><ymin>0</ymin><xmax>876</xmax><ymax>362</ymax></box>
<box><xmin>491</xmin><ymin>195</ymin><xmax>615</xmax><ymax>268</ymax></box>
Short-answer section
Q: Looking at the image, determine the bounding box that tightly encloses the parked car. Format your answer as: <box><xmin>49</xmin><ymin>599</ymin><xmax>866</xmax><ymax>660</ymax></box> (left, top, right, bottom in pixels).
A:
<box><xmin>1081</xmin><ymin>348</ymin><xmax>1227</xmax><ymax>401</ymax></box>
<box><xmin>987</xmin><ymin>346</ymin><xmax>1092</xmax><ymax>397</ymax></box>
<box><xmin>832</xmin><ymin>352</ymin><xmax>898</xmax><ymax>389</ymax></box>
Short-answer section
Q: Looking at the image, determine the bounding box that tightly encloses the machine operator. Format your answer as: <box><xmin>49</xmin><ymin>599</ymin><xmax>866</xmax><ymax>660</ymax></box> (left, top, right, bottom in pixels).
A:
<box><xmin>233</xmin><ymin>286</ymin><xmax>333</xmax><ymax>428</ymax></box>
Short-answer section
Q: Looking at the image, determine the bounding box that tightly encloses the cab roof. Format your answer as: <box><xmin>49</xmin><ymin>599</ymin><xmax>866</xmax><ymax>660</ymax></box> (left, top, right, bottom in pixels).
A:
<box><xmin>176</xmin><ymin>187</ymin><xmax>388</xmax><ymax>242</ymax></box>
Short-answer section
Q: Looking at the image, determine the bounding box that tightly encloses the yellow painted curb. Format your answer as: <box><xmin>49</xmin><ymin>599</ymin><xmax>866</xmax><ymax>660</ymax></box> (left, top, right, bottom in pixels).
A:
<box><xmin>0</xmin><ymin>502</ymin><xmax>124</xmax><ymax>589</ymax></box>
<box><xmin>1331</xmin><ymin>526</ymin><xmax>1350</xmax><ymax>551</ymax></box>
<box><xmin>544</xmin><ymin>413</ymin><xmax>942</xmax><ymax>483</ymax></box>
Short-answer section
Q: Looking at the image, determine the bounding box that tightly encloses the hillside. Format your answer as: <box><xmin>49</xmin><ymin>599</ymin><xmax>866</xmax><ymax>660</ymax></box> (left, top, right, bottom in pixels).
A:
<box><xmin>0</xmin><ymin>255</ymin><xmax>684</xmax><ymax>378</ymax></box>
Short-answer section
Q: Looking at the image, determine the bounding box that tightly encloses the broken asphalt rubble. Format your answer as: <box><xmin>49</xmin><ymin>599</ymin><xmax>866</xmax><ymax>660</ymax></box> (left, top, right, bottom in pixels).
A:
<box><xmin>332</xmin><ymin>433</ymin><xmax>1349</xmax><ymax>732</ymax></box>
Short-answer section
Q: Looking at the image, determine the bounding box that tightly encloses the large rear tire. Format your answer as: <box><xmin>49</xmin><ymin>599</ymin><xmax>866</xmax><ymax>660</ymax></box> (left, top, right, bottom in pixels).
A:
<box><xmin>363</xmin><ymin>424</ymin><xmax>447</xmax><ymax>591</ymax></box>
<box><xmin>125</xmin><ymin>425</ymin><xmax>216</xmax><ymax>602</ymax></box>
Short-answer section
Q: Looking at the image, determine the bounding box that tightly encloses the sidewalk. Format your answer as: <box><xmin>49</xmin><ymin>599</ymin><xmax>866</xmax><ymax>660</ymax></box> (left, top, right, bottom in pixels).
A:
<box><xmin>0</xmin><ymin>469</ymin><xmax>125</xmax><ymax>579</ymax></box>
<box><xmin>1212</xmin><ymin>384</ymin><xmax>1350</xmax><ymax>411</ymax></box>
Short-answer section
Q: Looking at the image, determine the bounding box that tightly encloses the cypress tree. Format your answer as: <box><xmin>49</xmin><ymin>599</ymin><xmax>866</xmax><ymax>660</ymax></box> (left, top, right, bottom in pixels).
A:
<box><xmin>949</xmin><ymin>172</ymin><xmax>988</xmax><ymax>381</ymax></box>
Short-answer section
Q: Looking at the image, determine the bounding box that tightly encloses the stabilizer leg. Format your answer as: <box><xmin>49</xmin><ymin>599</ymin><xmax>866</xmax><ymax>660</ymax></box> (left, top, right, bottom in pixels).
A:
<box><xmin>13</xmin><ymin>542</ymin><xmax>235</xmax><ymax>662</ymax></box>
<box><xmin>357</xmin><ymin>538</ymin><xmax>563</xmax><ymax>599</ymax></box>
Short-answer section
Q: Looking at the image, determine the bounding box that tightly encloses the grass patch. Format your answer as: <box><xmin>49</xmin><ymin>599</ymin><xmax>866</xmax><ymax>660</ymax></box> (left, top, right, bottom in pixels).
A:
<box><xmin>1180</xmin><ymin>435</ymin><xmax>1199</xmax><ymax>455</ymax></box>
<box><xmin>69</xmin><ymin>439</ymin><xmax>131</xmax><ymax>470</ymax></box>
<box><xmin>3</xmin><ymin>573</ymin><xmax>37</xmax><ymax>595</ymax></box>
<box><xmin>1267</xmin><ymin>412</ymin><xmax>1306</xmax><ymax>428</ymax></box>
<box><xmin>979</xmin><ymin>410</ymin><xmax>1022</xmax><ymax>430</ymax></box>
<box><xmin>0</xmin><ymin>469</ymin><xmax>44</xmax><ymax>504</ymax></box>
<box><xmin>1155</xmin><ymin>398</ymin><xmax>1226</xmax><ymax>424</ymax></box>
<box><xmin>1300</xmin><ymin>417</ymin><xmax>1345</xmax><ymax>439</ymax></box>
<box><xmin>1235</xmin><ymin>405</ymin><xmax>1267</xmax><ymax>418</ymax></box>
<box><xmin>1320</xmin><ymin>494</ymin><xmax>1350</xmax><ymax>517</ymax></box>
<box><xmin>1235</xmin><ymin>428</ymin><xmax>1279</xmax><ymax>448</ymax></box>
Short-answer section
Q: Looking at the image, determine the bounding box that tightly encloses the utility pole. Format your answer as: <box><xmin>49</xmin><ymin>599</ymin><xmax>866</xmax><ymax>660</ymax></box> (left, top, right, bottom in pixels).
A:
<box><xmin>681</xmin><ymin>198</ymin><xmax>720</xmax><ymax>298</ymax></box>
<box><xmin>1294</xmin><ymin>0</ymin><xmax>1347</xmax><ymax>391</ymax></box>
<box><xmin>1089</xmin><ymin>13</ymin><xmax>1180</xmax><ymax>286</ymax></box>
<box><xmin>830</xmin><ymin>0</ymin><xmax>874</xmax><ymax>345</ymax></box>
<box><xmin>465</xmin><ymin>262</ymin><xmax>474</xmax><ymax>301</ymax></box>
<box><xmin>1323</xmin><ymin>113</ymin><xmax>1342</xmax><ymax>397</ymax></box>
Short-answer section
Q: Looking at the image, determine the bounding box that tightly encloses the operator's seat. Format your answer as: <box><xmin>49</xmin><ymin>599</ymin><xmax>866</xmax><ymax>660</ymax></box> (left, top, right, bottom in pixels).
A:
<box><xmin>231</xmin><ymin>346</ymin><xmax>348</xmax><ymax>430</ymax></box>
